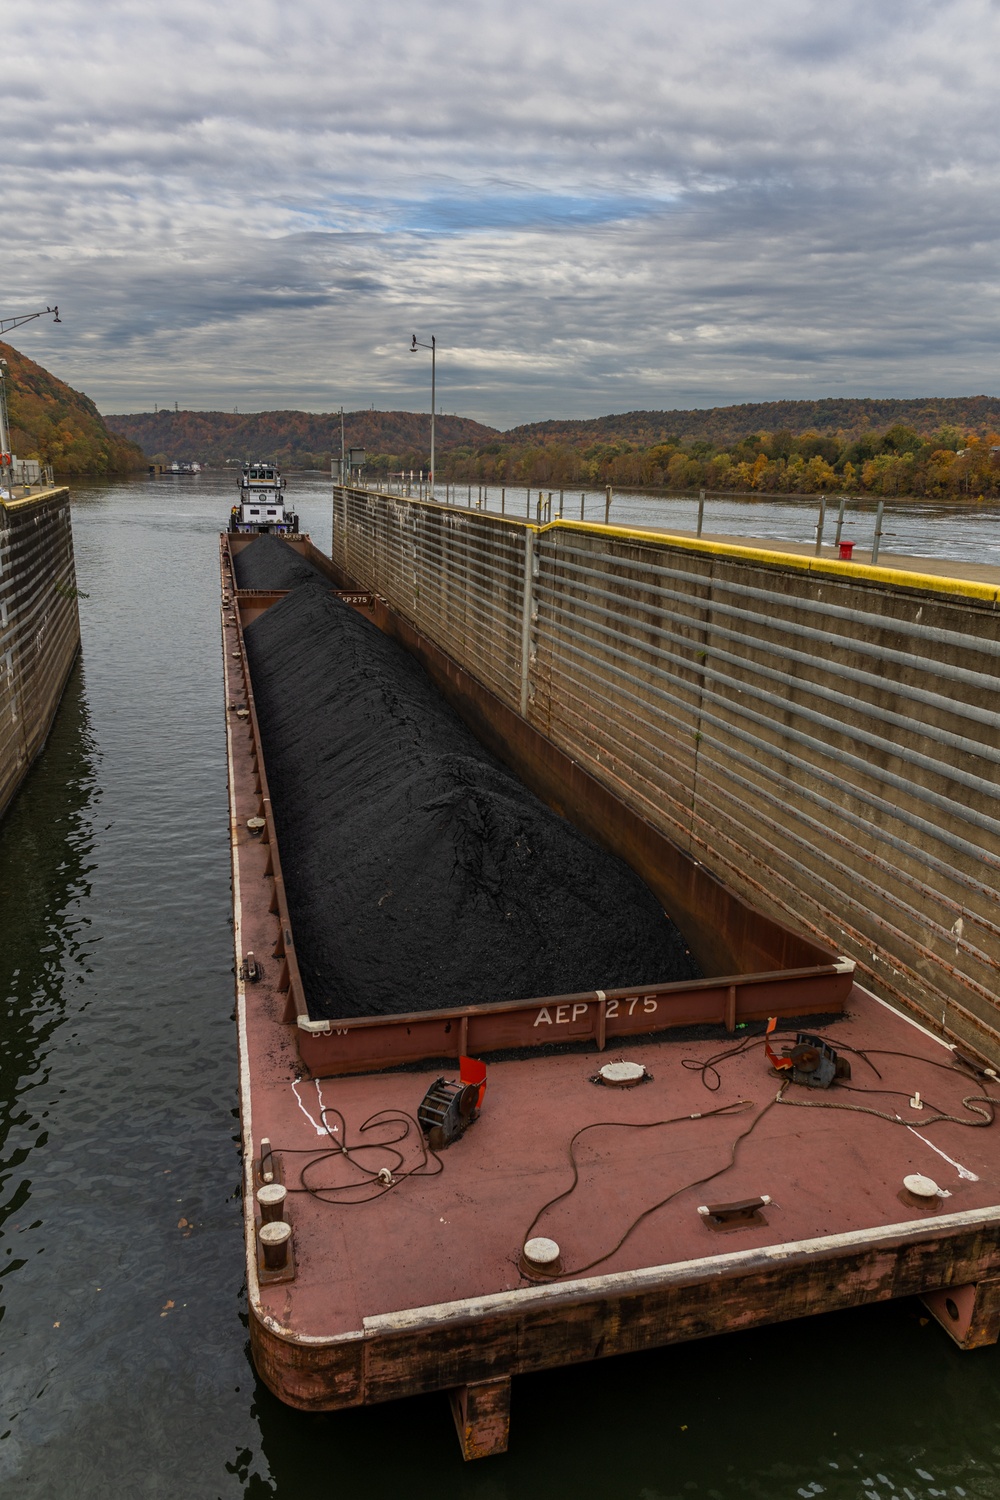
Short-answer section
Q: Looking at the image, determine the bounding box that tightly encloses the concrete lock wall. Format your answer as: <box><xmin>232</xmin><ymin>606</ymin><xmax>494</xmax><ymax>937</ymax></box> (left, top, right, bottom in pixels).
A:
<box><xmin>0</xmin><ymin>488</ymin><xmax>81</xmax><ymax>819</ymax></box>
<box><xmin>332</xmin><ymin>486</ymin><xmax>1000</xmax><ymax>1061</ymax></box>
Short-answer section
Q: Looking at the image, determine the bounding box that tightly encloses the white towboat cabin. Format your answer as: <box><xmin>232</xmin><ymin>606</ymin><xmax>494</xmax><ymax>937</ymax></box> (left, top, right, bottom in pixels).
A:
<box><xmin>230</xmin><ymin>462</ymin><xmax>298</xmax><ymax>534</ymax></box>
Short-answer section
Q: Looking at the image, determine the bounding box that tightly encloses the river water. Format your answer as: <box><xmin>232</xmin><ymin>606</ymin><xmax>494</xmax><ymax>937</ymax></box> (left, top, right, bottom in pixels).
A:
<box><xmin>3</xmin><ymin>473</ymin><xmax>1000</xmax><ymax>1499</ymax></box>
<box><xmin>432</xmin><ymin>482</ymin><xmax>1000</xmax><ymax>565</ymax></box>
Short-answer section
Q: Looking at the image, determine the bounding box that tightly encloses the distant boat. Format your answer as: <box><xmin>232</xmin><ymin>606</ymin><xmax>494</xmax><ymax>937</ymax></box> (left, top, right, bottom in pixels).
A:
<box><xmin>228</xmin><ymin>461</ymin><xmax>298</xmax><ymax>534</ymax></box>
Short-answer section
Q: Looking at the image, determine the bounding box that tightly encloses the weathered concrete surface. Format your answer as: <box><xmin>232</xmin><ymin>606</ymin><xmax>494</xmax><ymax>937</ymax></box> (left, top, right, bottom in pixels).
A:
<box><xmin>0</xmin><ymin>487</ymin><xmax>81</xmax><ymax>819</ymax></box>
<box><xmin>332</xmin><ymin>489</ymin><xmax>1000</xmax><ymax>1063</ymax></box>
<box><xmin>660</xmin><ymin>528</ymin><xmax>1000</xmax><ymax>586</ymax></box>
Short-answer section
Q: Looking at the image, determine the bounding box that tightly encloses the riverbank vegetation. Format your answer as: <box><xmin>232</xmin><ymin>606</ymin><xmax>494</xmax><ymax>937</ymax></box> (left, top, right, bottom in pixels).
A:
<box><xmin>2</xmin><ymin>341</ymin><xmax>145</xmax><ymax>476</ymax></box>
<box><xmin>421</xmin><ymin>424</ymin><xmax>1000</xmax><ymax>499</ymax></box>
<box><xmin>102</xmin><ymin>396</ymin><xmax>1000</xmax><ymax>498</ymax></box>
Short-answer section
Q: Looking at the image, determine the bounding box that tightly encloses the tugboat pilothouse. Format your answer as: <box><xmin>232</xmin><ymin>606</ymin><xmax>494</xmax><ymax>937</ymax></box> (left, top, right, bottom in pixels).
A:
<box><xmin>229</xmin><ymin>462</ymin><xmax>299</xmax><ymax>534</ymax></box>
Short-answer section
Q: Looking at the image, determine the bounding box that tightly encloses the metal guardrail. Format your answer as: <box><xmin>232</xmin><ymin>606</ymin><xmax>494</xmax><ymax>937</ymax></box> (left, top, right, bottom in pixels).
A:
<box><xmin>332</xmin><ymin>486</ymin><xmax>1000</xmax><ymax>1060</ymax></box>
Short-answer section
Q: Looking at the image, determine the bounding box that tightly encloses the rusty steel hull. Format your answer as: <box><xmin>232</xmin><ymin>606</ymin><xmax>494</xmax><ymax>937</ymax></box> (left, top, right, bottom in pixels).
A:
<box><xmin>221</xmin><ymin>533</ymin><xmax>1000</xmax><ymax>1446</ymax></box>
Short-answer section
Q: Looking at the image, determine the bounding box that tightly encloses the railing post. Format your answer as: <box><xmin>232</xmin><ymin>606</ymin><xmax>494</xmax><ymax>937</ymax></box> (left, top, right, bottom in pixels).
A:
<box><xmin>834</xmin><ymin>495</ymin><xmax>846</xmax><ymax>548</ymax></box>
<box><xmin>697</xmin><ymin>489</ymin><xmax>705</xmax><ymax>537</ymax></box>
<box><xmin>519</xmin><ymin>528</ymin><xmax>536</xmax><ymax>718</ymax></box>
<box><xmin>814</xmin><ymin>494</ymin><xmax>826</xmax><ymax>556</ymax></box>
<box><xmin>605</xmin><ymin>485</ymin><xmax>612</xmax><ymax>524</ymax></box>
<box><xmin>872</xmin><ymin>499</ymin><xmax>885</xmax><ymax>564</ymax></box>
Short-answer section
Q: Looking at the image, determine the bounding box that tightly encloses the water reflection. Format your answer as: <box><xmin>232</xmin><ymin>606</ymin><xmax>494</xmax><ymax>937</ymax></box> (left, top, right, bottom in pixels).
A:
<box><xmin>0</xmin><ymin>661</ymin><xmax>96</xmax><ymax>1248</ymax></box>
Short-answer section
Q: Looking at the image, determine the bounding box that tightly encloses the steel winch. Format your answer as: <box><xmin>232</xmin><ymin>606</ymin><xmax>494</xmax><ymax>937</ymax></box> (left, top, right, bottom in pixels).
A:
<box><xmin>765</xmin><ymin>1017</ymin><xmax>850</xmax><ymax>1088</ymax></box>
<box><xmin>417</xmin><ymin>1057</ymin><xmax>487</xmax><ymax>1149</ymax></box>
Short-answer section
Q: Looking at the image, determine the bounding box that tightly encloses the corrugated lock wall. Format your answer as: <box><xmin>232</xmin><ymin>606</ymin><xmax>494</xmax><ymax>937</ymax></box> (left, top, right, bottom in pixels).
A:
<box><xmin>0</xmin><ymin>488</ymin><xmax>81</xmax><ymax>818</ymax></box>
<box><xmin>332</xmin><ymin>486</ymin><xmax>1000</xmax><ymax>1060</ymax></box>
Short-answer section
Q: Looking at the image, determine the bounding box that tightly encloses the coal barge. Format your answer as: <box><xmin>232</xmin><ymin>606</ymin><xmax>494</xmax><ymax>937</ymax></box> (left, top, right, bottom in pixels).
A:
<box><xmin>222</xmin><ymin>526</ymin><xmax>1000</xmax><ymax>1460</ymax></box>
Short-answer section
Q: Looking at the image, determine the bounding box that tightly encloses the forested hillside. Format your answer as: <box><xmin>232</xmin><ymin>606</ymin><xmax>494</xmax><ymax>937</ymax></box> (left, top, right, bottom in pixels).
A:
<box><xmin>104</xmin><ymin>408</ymin><xmax>497</xmax><ymax>468</ymax></box>
<box><xmin>438</xmin><ymin>397</ymin><xmax>1000</xmax><ymax>498</ymax></box>
<box><xmin>504</xmin><ymin>396</ymin><xmax>1000</xmax><ymax>448</ymax></box>
<box><xmin>439</xmin><ymin>420</ymin><xmax>1000</xmax><ymax>498</ymax></box>
<box><xmin>1</xmin><ymin>341</ymin><xmax>145</xmax><ymax>476</ymax></box>
<box><xmin>104</xmin><ymin>394</ymin><xmax>1000</xmax><ymax>498</ymax></box>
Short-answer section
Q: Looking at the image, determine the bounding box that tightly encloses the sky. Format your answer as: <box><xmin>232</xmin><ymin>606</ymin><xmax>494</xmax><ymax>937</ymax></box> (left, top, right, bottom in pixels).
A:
<box><xmin>5</xmin><ymin>0</ymin><xmax>1000</xmax><ymax>427</ymax></box>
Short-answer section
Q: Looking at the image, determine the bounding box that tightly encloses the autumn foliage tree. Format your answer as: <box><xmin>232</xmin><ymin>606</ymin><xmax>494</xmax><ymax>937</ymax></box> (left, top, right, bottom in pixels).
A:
<box><xmin>1</xmin><ymin>341</ymin><xmax>144</xmax><ymax>476</ymax></box>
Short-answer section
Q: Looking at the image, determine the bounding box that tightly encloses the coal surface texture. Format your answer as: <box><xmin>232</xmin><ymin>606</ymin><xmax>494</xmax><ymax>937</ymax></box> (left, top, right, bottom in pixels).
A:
<box><xmin>244</xmin><ymin>578</ymin><xmax>701</xmax><ymax>1020</ymax></box>
<box><xmin>233</xmin><ymin>533</ymin><xmax>328</xmax><ymax>592</ymax></box>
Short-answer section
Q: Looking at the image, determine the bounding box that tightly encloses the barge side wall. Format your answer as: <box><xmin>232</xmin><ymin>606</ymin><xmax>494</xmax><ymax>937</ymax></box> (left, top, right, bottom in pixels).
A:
<box><xmin>331</xmin><ymin>487</ymin><xmax>1000</xmax><ymax>1061</ymax></box>
<box><xmin>0</xmin><ymin>487</ymin><xmax>80</xmax><ymax>819</ymax></box>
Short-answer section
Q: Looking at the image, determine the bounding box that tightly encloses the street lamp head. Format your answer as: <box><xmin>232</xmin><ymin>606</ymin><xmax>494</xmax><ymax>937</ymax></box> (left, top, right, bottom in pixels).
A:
<box><xmin>410</xmin><ymin>334</ymin><xmax>417</xmax><ymax>351</ymax></box>
<box><xmin>50</xmin><ymin>306</ymin><xmax>61</xmax><ymax>324</ymax></box>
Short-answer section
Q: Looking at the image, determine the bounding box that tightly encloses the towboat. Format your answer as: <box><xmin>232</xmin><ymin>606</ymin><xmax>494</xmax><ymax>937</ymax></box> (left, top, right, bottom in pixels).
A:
<box><xmin>229</xmin><ymin>461</ymin><xmax>298</xmax><ymax>534</ymax></box>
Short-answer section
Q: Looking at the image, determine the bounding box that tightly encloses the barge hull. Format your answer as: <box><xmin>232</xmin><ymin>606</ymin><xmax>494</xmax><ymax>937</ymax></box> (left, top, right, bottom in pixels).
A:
<box><xmin>249</xmin><ymin>1204</ymin><xmax>1000</xmax><ymax>1411</ymax></box>
<box><xmin>222</xmin><ymin>533</ymin><xmax>1000</xmax><ymax>1454</ymax></box>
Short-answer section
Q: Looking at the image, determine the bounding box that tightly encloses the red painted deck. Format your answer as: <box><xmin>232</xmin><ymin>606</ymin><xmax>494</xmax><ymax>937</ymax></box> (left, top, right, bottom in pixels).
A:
<box><xmin>246</xmin><ymin>989</ymin><xmax>999</xmax><ymax>1336</ymax></box>
<box><xmin>220</xmin><ymin>534</ymin><xmax>1000</xmax><ymax>1450</ymax></box>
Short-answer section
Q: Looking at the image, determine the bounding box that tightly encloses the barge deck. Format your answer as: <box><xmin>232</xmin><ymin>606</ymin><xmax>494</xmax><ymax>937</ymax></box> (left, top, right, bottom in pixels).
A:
<box><xmin>221</xmin><ymin>532</ymin><xmax>1000</xmax><ymax>1459</ymax></box>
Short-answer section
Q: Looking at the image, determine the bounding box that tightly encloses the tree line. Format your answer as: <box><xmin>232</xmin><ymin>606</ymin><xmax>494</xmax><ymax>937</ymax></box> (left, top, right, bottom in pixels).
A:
<box><xmin>363</xmin><ymin>424</ymin><xmax>1000</xmax><ymax>499</ymax></box>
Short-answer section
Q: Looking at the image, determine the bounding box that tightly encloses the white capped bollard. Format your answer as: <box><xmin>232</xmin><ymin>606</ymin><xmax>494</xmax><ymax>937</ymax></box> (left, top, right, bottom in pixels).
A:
<box><xmin>256</xmin><ymin>1182</ymin><xmax>287</xmax><ymax>1224</ymax></box>
<box><xmin>259</xmin><ymin>1219</ymin><xmax>292</xmax><ymax>1270</ymax></box>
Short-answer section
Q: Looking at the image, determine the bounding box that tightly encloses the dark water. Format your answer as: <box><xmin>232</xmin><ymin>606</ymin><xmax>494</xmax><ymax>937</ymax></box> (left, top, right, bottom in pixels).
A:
<box><xmin>3</xmin><ymin>473</ymin><xmax>1000</xmax><ymax>1499</ymax></box>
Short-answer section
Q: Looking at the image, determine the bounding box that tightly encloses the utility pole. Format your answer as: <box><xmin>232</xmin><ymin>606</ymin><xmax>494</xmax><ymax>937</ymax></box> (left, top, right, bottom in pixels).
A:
<box><xmin>410</xmin><ymin>334</ymin><xmax>436</xmax><ymax>493</ymax></box>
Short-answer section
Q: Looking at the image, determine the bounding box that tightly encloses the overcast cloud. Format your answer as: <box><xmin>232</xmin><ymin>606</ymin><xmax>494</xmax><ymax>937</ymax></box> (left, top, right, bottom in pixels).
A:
<box><xmin>5</xmin><ymin>0</ymin><xmax>1000</xmax><ymax>425</ymax></box>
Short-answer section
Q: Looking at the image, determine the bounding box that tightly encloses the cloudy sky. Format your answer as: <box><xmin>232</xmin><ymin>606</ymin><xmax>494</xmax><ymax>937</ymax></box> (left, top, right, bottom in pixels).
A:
<box><xmin>6</xmin><ymin>0</ymin><xmax>1000</xmax><ymax>425</ymax></box>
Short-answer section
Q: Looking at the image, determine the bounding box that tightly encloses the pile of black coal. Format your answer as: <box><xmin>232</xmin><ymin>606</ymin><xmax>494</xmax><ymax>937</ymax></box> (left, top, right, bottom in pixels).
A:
<box><xmin>233</xmin><ymin>533</ymin><xmax>328</xmax><ymax>592</ymax></box>
<box><xmin>244</xmin><ymin>576</ymin><xmax>701</xmax><ymax>1020</ymax></box>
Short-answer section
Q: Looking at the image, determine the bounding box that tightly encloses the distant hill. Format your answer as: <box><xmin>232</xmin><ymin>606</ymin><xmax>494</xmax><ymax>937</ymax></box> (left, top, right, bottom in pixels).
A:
<box><xmin>505</xmin><ymin>396</ymin><xmax>1000</xmax><ymax>448</ymax></box>
<box><xmin>105</xmin><ymin>395</ymin><xmax>1000</xmax><ymax>469</ymax></box>
<box><xmin>104</xmin><ymin>409</ymin><xmax>499</xmax><ymax>466</ymax></box>
<box><xmin>1</xmin><ymin>341</ymin><xmax>145</xmax><ymax>476</ymax></box>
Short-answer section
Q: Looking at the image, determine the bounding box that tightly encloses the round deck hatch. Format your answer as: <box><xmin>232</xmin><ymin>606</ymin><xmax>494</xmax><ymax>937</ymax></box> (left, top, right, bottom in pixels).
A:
<box><xmin>520</xmin><ymin>1237</ymin><xmax>562</xmax><ymax>1278</ymax></box>
<box><xmin>598</xmin><ymin>1060</ymin><xmax>646</xmax><ymax>1088</ymax></box>
<box><xmin>903</xmin><ymin>1173</ymin><xmax>940</xmax><ymax>1203</ymax></box>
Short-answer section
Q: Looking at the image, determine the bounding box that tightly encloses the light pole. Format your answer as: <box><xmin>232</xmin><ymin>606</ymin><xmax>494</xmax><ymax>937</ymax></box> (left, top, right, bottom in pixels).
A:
<box><xmin>0</xmin><ymin>304</ymin><xmax>60</xmax><ymax>337</ymax></box>
<box><xmin>0</xmin><ymin>307</ymin><xmax>60</xmax><ymax>495</ymax></box>
<box><xmin>0</xmin><ymin>364</ymin><xmax>12</xmax><ymax>497</ymax></box>
<box><xmin>410</xmin><ymin>333</ymin><xmax>435</xmax><ymax>493</ymax></box>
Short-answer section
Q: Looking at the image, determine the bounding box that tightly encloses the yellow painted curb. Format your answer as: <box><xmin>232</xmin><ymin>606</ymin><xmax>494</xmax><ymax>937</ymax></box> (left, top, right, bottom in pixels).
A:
<box><xmin>2</xmin><ymin>485</ymin><xmax>68</xmax><ymax>512</ymax></box>
<box><xmin>348</xmin><ymin>489</ymin><xmax>1000</xmax><ymax>605</ymax></box>
<box><xmin>543</xmin><ymin>519</ymin><xmax>1000</xmax><ymax>605</ymax></box>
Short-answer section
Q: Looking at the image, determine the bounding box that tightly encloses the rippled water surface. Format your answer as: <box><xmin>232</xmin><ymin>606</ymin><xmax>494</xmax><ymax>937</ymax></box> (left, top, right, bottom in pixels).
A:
<box><xmin>434</xmin><ymin>482</ymin><xmax>1000</xmax><ymax>565</ymax></box>
<box><xmin>3</xmin><ymin>473</ymin><xmax>1000</xmax><ymax>1499</ymax></box>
